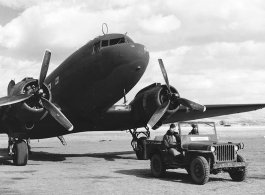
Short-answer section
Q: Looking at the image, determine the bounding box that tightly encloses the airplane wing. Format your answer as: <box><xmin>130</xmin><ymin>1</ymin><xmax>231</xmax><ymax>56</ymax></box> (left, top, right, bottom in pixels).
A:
<box><xmin>164</xmin><ymin>104</ymin><xmax>265</xmax><ymax>123</ymax></box>
<box><xmin>129</xmin><ymin>60</ymin><xmax>265</xmax><ymax>129</ymax></box>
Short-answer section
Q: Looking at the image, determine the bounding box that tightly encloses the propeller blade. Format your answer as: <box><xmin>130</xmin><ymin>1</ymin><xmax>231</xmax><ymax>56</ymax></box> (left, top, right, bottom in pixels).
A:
<box><xmin>147</xmin><ymin>100</ymin><xmax>170</xmax><ymax>129</ymax></box>
<box><xmin>41</xmin><ymin>97</ymin><xmax>73</xmax><ymax>131</ymax></box>
<box><xmin>158</xmin><ymin>59</ymin><xmax>171</xmax><ymax>95</ymax></box>
<box><xmin>0</xmin><ymin>94</ymin><xmax>33</xmax><ymax>107</ymax></box>
<box><xmin>177</xmin><ymin>98</ymin><xmax>206</xmax><ymax>112</ymax></box>
<box><xmin>7</xmin><ymin>80</ymin><xmax>15</xmax><ymax>96</ymax></box>
<box><xmin>38</xmin><ymin>50</ymin><xmax>51</xmax><ymax>89</ymax></box>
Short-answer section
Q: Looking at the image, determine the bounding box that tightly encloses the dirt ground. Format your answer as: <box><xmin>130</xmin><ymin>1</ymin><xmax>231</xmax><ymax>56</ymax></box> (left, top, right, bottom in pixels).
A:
<box><xmin>1</xmin><ymin>126</ymin><xmax>265</xmax><ymax>195</ymax></box>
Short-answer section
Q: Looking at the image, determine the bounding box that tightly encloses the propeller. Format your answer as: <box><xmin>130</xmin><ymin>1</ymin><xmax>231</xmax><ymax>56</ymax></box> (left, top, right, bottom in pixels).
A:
<box><xmin>0</xmin><ymin>50</ymin><xmax>73</xmax><ymax>131</ymax></box>
<box><xmin>39</xmin><ymin>50</ymin><xmax>51</xmax><ymax>89</ymax></box>
<box><xmin>41</xmin><ymin>97</ymin><xmax>73</xmax><ymax>131</ymax></box>
<box><xmin>147</xmin><ymin>59</ymin><xmax>206</xmax><ymax>129</ymax></box>
<box><xmin>7</xmin><ymin>80</ymin><xmax>15</xmax><ymax>96</ymax></box>
<box><xmin>0</xmin><ymin>94</ymin><xmax>33</xmax><ymax>107</ymax></box>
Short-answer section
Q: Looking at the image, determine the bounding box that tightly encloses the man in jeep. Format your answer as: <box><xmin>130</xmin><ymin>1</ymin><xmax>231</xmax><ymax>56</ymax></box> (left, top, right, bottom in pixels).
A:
<box><xmin>163</xmin><ymin>124</ymin><xmax>182</xmax><ymax>160</ymax></box>
<box><xmin>189</xmin><ymin>124</ymin><xmax>199</xmax><ymax>135</ymax></box>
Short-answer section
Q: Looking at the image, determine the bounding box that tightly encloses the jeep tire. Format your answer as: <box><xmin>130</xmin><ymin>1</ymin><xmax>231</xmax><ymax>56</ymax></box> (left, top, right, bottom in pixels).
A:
<box><xmin>150</xmin><ymin>154</ymin><xmax>166</xmax><ymax>178</ymax></box>
<box><xmin>190</xmin><ymin>156</ymin><xmax>210</xmax><ymax>185</ymax></box>
<box><xmin>229</xmin><ymin>154</ymin><xmax>247</xmax><ymax>181</ymax></box>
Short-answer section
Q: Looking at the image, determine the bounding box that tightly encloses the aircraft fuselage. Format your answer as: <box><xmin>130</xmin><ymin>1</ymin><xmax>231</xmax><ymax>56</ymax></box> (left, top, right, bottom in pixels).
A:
<box><xmin>45</xmin><ymin>33</ymin><xmax>149</xmax><ymax>120</ymax></box>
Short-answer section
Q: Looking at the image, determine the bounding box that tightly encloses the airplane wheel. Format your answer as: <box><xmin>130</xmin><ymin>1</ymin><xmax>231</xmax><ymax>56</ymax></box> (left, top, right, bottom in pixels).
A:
<box><xmin>13</xmin><ymin>140</ymin><xmax>28</xmax><ymax>166</ymax></box>
<box><xmin>190</xmin><ymin>156</ymin><xmax>210</xmax><ymax>185</ymax></box>
<box><xmin>135</xmin><ymin>137</ymin><xmax>147</xmax><ymax>160</ymax></box>
<box><xmin>229</xmin><ymin>154</ymin><xmax>247</xmax><ymax>181</ymax></box>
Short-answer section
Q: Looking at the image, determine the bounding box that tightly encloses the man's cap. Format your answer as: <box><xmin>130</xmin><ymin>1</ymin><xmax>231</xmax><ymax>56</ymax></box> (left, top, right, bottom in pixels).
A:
<box><xmin>191</xmin><ymin>124</ymin><xmax>197</xmax><ymax>128</ymax></box>
<box><xmin>170</xmin><ymin>123</ymin><xmax>176</xmax><ymax>128</ymax></box>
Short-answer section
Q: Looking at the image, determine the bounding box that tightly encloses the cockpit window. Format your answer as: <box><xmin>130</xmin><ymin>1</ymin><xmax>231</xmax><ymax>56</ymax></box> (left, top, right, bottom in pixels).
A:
<box><xmin>92</xmin><ymin>36</ymin><xmax>134</xmax><ymax>54</ymax></box>
<box><xmin>101</xmin><ymin>40</ymin><xmax>108</xmax><ymax>47</ymax></box>
<box><xmin>110</xmin><ymin>37</ymin><xmax>125</xmax><ymax>45</ymax></box>
<box><xmin>125</xmin><ymin>36</ymin><xmax>134</xmax><ymax>43</ymax></box>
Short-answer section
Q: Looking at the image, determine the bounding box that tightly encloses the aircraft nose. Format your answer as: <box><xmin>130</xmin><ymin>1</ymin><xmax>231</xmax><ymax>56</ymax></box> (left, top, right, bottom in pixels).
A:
<box><xmin>117</xmin><ymin>43</ymin><xmax>150</xmax><ymax>69</ymax></box>
<box><xmin>129</xmin><ymin>43</ymin><xmax>149</xmax><ymax>61</ymax></box>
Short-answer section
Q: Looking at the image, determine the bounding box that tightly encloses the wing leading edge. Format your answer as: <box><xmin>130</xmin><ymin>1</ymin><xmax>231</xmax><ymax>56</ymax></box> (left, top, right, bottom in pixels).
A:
<box><xmin>164</xmin><ymin>104</ymin><xmax>265</xmax><ymax>123</ymax></box>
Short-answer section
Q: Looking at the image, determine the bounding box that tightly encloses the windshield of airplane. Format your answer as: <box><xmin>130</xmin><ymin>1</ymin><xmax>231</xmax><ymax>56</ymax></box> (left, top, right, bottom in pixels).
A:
<box><xmin>92</xmin><ymin>36</ymin><xmax>134</xmax><ymax>53</ymax></box>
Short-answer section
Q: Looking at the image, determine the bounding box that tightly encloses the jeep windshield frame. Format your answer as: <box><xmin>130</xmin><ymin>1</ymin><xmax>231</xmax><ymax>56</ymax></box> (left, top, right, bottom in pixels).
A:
<box><xmin>178</xmin><ymin>122</ymin><xmax>218</xmax><ymax>148</ymax></box>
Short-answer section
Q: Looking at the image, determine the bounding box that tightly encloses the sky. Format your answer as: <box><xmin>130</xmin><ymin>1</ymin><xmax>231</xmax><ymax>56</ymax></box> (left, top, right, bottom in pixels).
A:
<box><xmin>0</xmin><ymin>0</ymin><xmax>265</xmax><ymax>123</ymax></box>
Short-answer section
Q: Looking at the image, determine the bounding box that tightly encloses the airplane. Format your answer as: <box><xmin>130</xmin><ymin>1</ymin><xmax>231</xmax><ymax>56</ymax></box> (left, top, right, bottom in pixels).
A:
<box><xmin>1</xmin><ymin>27</ymin><xmax>265</xmax><ymax>166</ymax></box>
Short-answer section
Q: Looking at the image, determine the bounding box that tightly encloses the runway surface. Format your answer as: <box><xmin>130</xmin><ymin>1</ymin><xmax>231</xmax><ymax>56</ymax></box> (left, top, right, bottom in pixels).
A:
<box><xmin>1</xmin><ymin>127</ymin><xmax>265</xmax><ymax>195</ymax></box>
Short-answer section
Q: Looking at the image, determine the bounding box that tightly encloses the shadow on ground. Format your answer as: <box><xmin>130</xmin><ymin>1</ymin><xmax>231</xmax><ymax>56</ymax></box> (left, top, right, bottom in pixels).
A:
<box><xmin>115</xmin><ymin>168</ymin><xmax>231</xmax><ymax>184</ymax></box>
<box><xmin>30</xmin><ymin>150</ymin><xmax>136</xmax><ymax>162</ymax></box>
<box><xmin>0</xmin><ymin>148</ymin><xmax>136</xmax><ymax>165</ymax></box>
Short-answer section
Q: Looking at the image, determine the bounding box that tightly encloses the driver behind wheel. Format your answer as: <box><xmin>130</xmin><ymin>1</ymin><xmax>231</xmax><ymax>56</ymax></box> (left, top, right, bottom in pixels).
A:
<box><xmin>163</xmin><ymin>123</ymin><xmax>183</xmax><ymax>161</ymax></box>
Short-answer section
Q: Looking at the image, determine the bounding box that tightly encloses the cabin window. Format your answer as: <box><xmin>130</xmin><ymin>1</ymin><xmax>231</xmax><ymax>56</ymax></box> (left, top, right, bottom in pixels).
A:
<box><xmin>101</xmin><ymin>40</ymin><xmax>108</xmax><ymax>47</ymax></box>
<box><xmin>110</xmin><ymin>37</ymin><xmax>126</xmax><ymax>46</ymax></box>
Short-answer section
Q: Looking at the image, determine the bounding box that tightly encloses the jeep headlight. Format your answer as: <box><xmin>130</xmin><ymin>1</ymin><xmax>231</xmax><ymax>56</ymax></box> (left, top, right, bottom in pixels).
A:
<box><xmin>211</xmin><ymin>146</ymin><xmax>216</xmax><ymax>152</ymax></box>
<box><xmin>234</xmin><ymin>145</ymin><xmax>239</xmax><ymax>151</ymax></box>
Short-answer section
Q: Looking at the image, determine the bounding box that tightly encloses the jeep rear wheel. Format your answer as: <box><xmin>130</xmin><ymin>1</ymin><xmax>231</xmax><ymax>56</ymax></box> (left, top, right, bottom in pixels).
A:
<box><xmin>190</xmin><ymin>156</ymin><xmax>210</xmax><ymax>185</ymax></box>
<box><xmin>229</xmin><ymin>154</ymin><xmax>247</xmax><ymax>181</ymax></box>
<box><xmin>150</xmin><ymin>154</ymin><xmax>166</xmax><ymax>178</ymax></box>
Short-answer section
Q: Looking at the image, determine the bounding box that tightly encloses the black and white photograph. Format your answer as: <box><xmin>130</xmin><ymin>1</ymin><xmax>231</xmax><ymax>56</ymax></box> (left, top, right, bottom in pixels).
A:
<box><xmin>0</xmin><ymin>0</ymin><xmax>265</xmax><ymax>194</ymax></box>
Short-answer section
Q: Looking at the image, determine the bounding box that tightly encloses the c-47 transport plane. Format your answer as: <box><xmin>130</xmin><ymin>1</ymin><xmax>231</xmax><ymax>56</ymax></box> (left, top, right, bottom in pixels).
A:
<box><xmin>0</xmin><ymin>30</ymin><xmax>265</xmax><ymax>166</ymax></box>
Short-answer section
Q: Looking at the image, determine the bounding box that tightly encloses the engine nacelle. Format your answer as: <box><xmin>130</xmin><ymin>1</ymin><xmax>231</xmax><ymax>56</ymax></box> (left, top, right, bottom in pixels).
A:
<box><xmin>130</xmin><ymin>83</ymin><xmax>179</xmax><ymax>128</ymax></box>
<box><xmin>10</xmin><ymin>78</ymin><xmax>51</xmax><ymax>122</ymax></box>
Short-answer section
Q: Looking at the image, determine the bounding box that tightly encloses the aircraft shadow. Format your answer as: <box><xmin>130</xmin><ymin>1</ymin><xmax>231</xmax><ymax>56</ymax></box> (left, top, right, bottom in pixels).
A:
<box><xmin>0</xmin><ymin>147</ymin><xmax>137</xmax><ymax>165</ymax></box>
<box><xmin>247</xmin><ymin>175</ymin><xmax>265</xmax><ymax>180</ymax></box>
<box><xmin>29</xmin><ymin>150</ymin><xmax>136</xmax><ymax>162</ymax></box>
<box><xmin>0</xmin><ymin>159</ymin><xmax>13</xmax><ymax>165</ymax></box>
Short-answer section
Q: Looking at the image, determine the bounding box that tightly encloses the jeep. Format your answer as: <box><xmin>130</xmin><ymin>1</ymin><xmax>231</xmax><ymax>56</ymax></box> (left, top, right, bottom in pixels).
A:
<box><xmin>144</xmin><ymin>121</ymin><xmax>247</xmax><ymax>185</ymax></box>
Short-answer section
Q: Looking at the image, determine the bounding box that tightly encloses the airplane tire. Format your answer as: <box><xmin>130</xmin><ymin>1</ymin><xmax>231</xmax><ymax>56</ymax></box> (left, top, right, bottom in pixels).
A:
<box><xmin>135</xmin><ymin>137</ymin><xmax>147</xmax><ymax>160</ymax></box>
<box><xmin>150</xmin><ymin>154</ymin><xmax>166</xmax><ymax>177</ymax></box>
<box><xmin>190</xmin><ymin>156</ymin><xmax>210</xmax><ymax>185</ymax></box>
<box><xmin>229</xmin><ymin>154</ymin><xmax>247</xmax><ymax>181</ymax></box>
<box><xmin>13</xmin><ymin>140</ymin><xmax>28</xmax><ymax>166</ymax></box>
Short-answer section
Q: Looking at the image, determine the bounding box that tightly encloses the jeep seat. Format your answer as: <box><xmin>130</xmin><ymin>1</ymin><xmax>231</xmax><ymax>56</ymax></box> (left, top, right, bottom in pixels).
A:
<box><xmin>154</xmin><ymin>135</ymin><xmax>164</xmax><ymax>141</ymax></box>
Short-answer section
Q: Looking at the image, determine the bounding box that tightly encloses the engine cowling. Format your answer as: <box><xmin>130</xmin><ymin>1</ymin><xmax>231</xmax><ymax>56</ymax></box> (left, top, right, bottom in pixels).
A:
<box><xmin>130</xmin><ymin>83</ymin><xmax>180</xmax><ymax>128</ymax></box>
<box><xmin>9</xmin><ymin>78</ymin><xmax>51</xmax><ymax>122</ymax></box>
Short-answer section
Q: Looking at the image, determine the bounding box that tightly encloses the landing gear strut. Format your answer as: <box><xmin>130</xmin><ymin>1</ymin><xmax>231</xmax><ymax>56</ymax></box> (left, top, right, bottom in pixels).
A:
<box><xmin>128</xmin><ymin>127</ymin><xmax>150</xmax><ymax>160</ymax></box>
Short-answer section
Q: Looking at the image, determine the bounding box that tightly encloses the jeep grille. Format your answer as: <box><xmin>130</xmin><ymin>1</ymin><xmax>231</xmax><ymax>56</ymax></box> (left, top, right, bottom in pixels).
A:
<box><xmin>215</xmin><ymin>145</ymin><xmax>236</xmax><ymax>162</ymax></box>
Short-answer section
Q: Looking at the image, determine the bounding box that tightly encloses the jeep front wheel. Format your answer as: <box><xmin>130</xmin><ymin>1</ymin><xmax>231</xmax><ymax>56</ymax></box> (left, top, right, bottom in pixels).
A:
<box><xmin>190</xmin><ymin>156</ymin><xmax>210</xmax><ymax>185</ymax></box>
<box><xmin>229</xmin><ymin>154</ymin><xmax>247</xmax><ymax>181</ymax></box>
<box><xmin>150</xmin><ymin>154</ymin><xmax>166</xmax><ymax>178</ymax></box>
